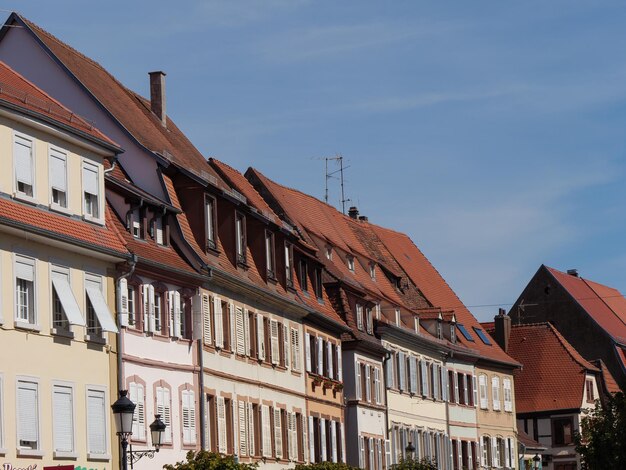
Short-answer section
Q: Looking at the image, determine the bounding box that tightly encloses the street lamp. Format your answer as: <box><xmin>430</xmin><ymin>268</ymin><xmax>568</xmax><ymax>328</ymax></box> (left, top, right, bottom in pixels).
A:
<box><xmin>533</xmin><ymin>453</ymin><xmax>541</xmax><ymax>470</ymax></box>
<box><xmin>405</xmin><ymin>442</ymin><xmax>416</xmax><ymax>460</ymax></box>
<box><xmin>111</xmin><ymin>390</ymin><xmax>166</xmax><ymax>469</ymax></box>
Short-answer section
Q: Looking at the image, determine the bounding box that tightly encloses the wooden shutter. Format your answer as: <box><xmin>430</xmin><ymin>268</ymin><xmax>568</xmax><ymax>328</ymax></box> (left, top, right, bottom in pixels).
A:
<box><xmin>305</xmin><ymin>332</ymin><xmax>312</xmax><ymax>372</ymax></box>
<box><xmin>236</xmin><ymin>307</ymin><xmax>246</xmax><ymax>355</ymax></box>
<box><xmin>398</xmin><ymin>352</ymin><xmax>406</xmax><ymax>391</ymax></box>
<box><xmin>356</xmin><ymin>362</ymin><xmax>362</xmax><ymax>399</ymax></box>
<box><xmin>337</xmin><ymin>344</ymin><xmax>343</xmax><ymax>381</ymax></box>
<box><xmin>244</xmin><ymin>309</ymin><xmax>251</xmax><ymax>356</ymax></box>
<box><xmin>147</xmin><ymin>285</ymin><xmax>155</xmax><ymax>332</ymax></box>
<box><xmin>340</xmin><ymin>423</ymin><xmax>346</xmax><ymax>463</ymax></box>
<box><xmin>308</xmin><ymin>416</ymin><xmax>315</xmax><ymax>463</ymax></box>
<box><xmin>247</xmin><ymin>402</ymin><xmax>256</xmax><ymax>456</ymax></box>
<box><xmin>504</xmin><ymin>378</ymin><xmax>512</xmax><ymax>412</ymax></box>
<box><xmin>441</xmin><ymin>367</ymin><xmax>448</xmax><ymax>402</ymax></box>
<box><xmin>356</xmin><ymin>304</ymin><xmax>363</xmax><ymax>330</ymax></box>
<box><xmin>492</xmin><ymin>377</ymin><xmax>501</xmax><ymax>411</ymax></box>
<box><xmin>214</xmin><ymin>297</ymin><xmax>224</xmax><ymax>348</ymax></box>
<box><xmin>320</xmin><ymin>418</ymin><xmax>327</xmax><ymax>461</ymax></box>
<box><xmin>291</xmin><ymin>328</ymin><xmax>301</xmax><ymax>371</ymax></box>
<box><xmin>257</xmin><ymin>314</ymin><xmax>266</xmax><ymax>360</ymax></box>
<box><xmin>217</xmin><ymin>397</ymin><xmax>227</xmax><ymax>453</ymax></box>
<box><xmin>327</xmin><ymin>341</ymin><xmax>334</xmax><ymax>378</ymax></box>
<box><xmin>409</xmin><ymin>356</ymin><xmax>418</xmax><ymax>394</ymax></box>
<box><xmin>385</xmin><ymin>354</ymin><xmax>394</xmax><ymax>388</ymax></box>
<box><xmin>358</xmin><ymin>436</ymin><xmax>365</xmax><ymax>468</ymax></box>
<box><xmin>385</xmin><ymin>439</ymin><xmax>392</xmax><ymax>469</ymax></box>
<box><xmin>374</xmin><ymin>367</ymin><xmax>381</xmax><ymax>404</ymax></box>
<box><xmin>156</xmin><ymin>387</ymin><xmax>172</xmax><ymax>443</ymax></box>
<box><xmin>331</xmin><ymin>420</ymin><xmax>338</xmax><ymax>462</ymax></box>
<box><xmin>172</xmin><ymin>291</ymin><xmax>182</xmax><ymax>338</ymax></box>
<box><xmin>229</xmin><ymin>303</ymin><xmax>236</xmax><ymax>350</ymax></box>
<box><xmin>365</xmin><ymin>365</ymin><xmax>372</xmax><ymax>402</ymax></box>
<box><xmin>182</xmin><ymin>390</ymin><xmax>196</xmax><ymax>445</ymax></box>
<box><xmin>238</xmin><ymin>401</ymin><xmax>248</xmax><ymax>456</ymax></box>
<box><xmin>270</xmin><ymin>319</ymin><xmax>280</xmax><ymax>365</ymax></box>
<box><xmin>129</xmin><ymin>382</ymin><xmax>146</xmax><ymax>440</ymax></box>
<box><xmin>302</xmin><ymin>414</ymin><xmax>308</xmax><ymax>463</ymax></box>
<box><xmin>274</xmin><ymin>408</ymin><xmax>283</xmax><ymax>458</ymax></box>
<box><xmin>283</xmin><ymin>324</ymin><xmax>290</xmax><ymax>368</ymax></box>
<box><xmin>198</xmin><ymin>294</ymin><xmax>210</xmax><ymax>345</ymax></box>
<box><xmin>262</xmin><ymin>405</ymin><xmax>272</xmax><ymax>457</ymax></box>
<box><xmin>433</xmin><ymin>364</ymin><xmax>440</xmax><ymax>400</ymax></box>
<box><xmin>119</xmin><ymin>278</ymin><xmax>129</xmax><ymax>327</ymax></box>
<box><xmin>316</xmin><ymin>337</ymin><xmax>323</xmax><ymax>374</ymax></box>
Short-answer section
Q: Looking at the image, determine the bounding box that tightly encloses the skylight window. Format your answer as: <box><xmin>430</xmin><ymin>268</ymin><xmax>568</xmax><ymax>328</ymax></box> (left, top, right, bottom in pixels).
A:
<box><xmin>347</xmin><ymin>255</ymin><xmax>355</xmax><ymax>272</ymax></box>
<box><xmin>457</xmin><ymin>324</ymin><xmax>474</xmax><ymax>342</ymax></box>
<box><xmin>473</xmin><ymin>327</ymin><xmax>492</xmax><ymax>346</ymax></box>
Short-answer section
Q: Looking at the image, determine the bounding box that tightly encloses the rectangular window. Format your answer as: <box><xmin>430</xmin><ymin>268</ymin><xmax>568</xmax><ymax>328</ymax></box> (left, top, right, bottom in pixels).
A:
<box><xmin>85</xmin><ymin>274</ymin><xmax>118</xmax><ymax>337</ymax></box>
<box><xmin>314</xmin><ymin>268</ymin><xmax>323</xmax><ymax>300</ymax></box>
<box><xmin>17</xmin><ymin>379</ymin><xmax>39</xmax><ymax>450</ymax></box>
<box><xmin>492</xmin><ymin>376</ymin><xmax>501</xmax><ymax>411</ymax></box>
<box><xmin>479</xmin><ymin>375</ymin><xmax>488</xmax><ymax>409</ymax></box>
<box><xmin>15</xmin><ymin>255</ymin><xmax>36</xmax><ymax>325</ymax></box>
<box><xmin>49</xmin><ymin>147</ymin><xmax>67</xmax><ymax>208</ymax></box>
<box><xmin>235</xmin><ymin>212</ymin><xmax>246</xmax><ymax>264</ymax></box>
<box><xmin>553</xmin><ymin>417</ymin><xmax>574</xmax><ymax>446</ymax></box>
<box><xmin>127</xmin><ymin>286</ymin><xmax>136</xmax><ymax>327</ymax></box>
<box><xmin>586</xmin><ymin>379</ymin><xmax>595</xmax><ymax>403</ymax></box>
<box><xmin>356</xmin><ymin>304</ymin><xmax>363</xmax><ymax>331</ymax></box>
<box><xmin>206</xmin><ymin>196</ymin><xmax>217</xmax><ymax>250</ymax></box>
<box><xmin>53</xmin><ymin>384</ymin><xmax>74</xmax><ymax>454</ymax></box>
<box><xmin>129</xmin><ymin>382</ymin><xmax>146</xmax><ymax>441</ymax></box>
<box><xmin>155</xmin><ymin>217</ymin><xmax>164</xmax><ymax>245</ymax></box>
<box><xmin>347</xmin><ymin>255</ymin><xmax>355</xmax><ymax>272</ymax></box>
<box><xmin>156</xmin><ymin>387</ymin><xmax>172</xmax><ymax>443</ymax></box>
<box><xmin>154</xmin><ymin>293</ymin><xmax>162</xmax><ymax>333</ymax></box>
<box><xmin>82</xmin><ymin>161</ymin><xmax>100</xmax><ymax>219</ymax></box>
<box><xmin>130</xmin><ymin>209</ymin><xmax>142</xmax><ymax>238</ymax></box>
<box><xmin>14</xmin><ymin>134</ymin><xmax>34</xmax><ymax>197</ymax></box>
<box><xmin>285</xmin><ymin>243</ymin><xmax>294</xmax><ymax>288</ymax></box>
<box><xmin>503</xmin><ymin>377</ymin><xmax>513</xmax><ymax>412</ymax></box>
<box><xmin>86</xmin><ymin>388</ymin><xmax>107</xmax><ymax>456</ymax></box>
<box><xmin>265</xmin><ymin>231</ymin><xmax>276</xmax><ymax>279</ymax></box>
<box><xmin>299</xmin><ymin>260</ymin><xmax>308</xmax><ymax>291</ymax></box>
<box><xmin>182</xmin><ymin>389</ymin><xmax>197</xmax><ymax>445</ymax></box>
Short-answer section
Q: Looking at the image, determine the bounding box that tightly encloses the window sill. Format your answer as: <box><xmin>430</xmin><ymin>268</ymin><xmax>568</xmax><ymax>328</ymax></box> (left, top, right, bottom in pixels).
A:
<box><xmin>88</xmin><ymin>452</ymin><xmax>111</xmax><ymax>461</ymax></box>
<box><xmin>51</xmin><ymin>327</ymin><xmax>75</xmax><ymax>339</ymax></box>
<box><xmin>0</xmin><ymin>447</ymin><xmax>6</xmax><ymax>455</ymax></box>
<box><xmin>15</xmin><ymin>321</ymin><xmax>41</xmax><ymax>332</ymax></box>
<box><xmin>84</xmin><ymin>334</ymin><xmax>106</xmax><ymax>345</ymax></box>
<box><xmin>49</xmin><ymin>203</ymin><xmax>73</xmax><ymax>216</ymax></box>
<box><xmin>82</xmin><ymin>214</ymin><xmax>105</xmax><ymax>226</ymax></box>
<box><xmin>17</xmin><ymin>448</ymin><xmax>45</xmax><ymax>457</ymax></box>
<box><xmin>54</xmin><ymin>450</ymin><xmax>78</xmax><ymax>459</ymax></box>
<box><xmin>13</xmin><ymin>193</ymin><xmax>38</xmax><ymax>206</ymax></box>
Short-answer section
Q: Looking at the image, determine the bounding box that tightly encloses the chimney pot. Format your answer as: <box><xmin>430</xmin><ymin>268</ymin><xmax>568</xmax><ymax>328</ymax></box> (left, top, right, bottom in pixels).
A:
<box><xmin>358</xmin><ymin>215</ymin><xmax>368</xmax><ymax>221</ymax></box>
<box><xmin>567</xmin><ymin>269</ymin><xmax>579</xmax><ymax>277</ymax></box>
<box><xmin>149</xmin><ymin>71</ymin><xmax>167</xmax><ymax>127</ymax></box>
<box><xmin>494</xmin><ymin>310</ymin><xmax>511</xmax><ymax>352</ymax></box>
<box><xmin>348</xmin><ymin>206</ymin><xmax>359</xmax><ymax>219</ymax></box>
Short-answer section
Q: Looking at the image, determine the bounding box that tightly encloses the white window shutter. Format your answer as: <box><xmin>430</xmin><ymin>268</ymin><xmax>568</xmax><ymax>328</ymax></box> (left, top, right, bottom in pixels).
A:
<box><xmin>340</xmin><ymin>422</ymin><xmax>346</xmax><ymax>463</ymax></box>
<box><xmin>238</xmin><ymin>401</ymin><xmax>248</xmax><ymax>456</ymax></box>
<box><xmin>409</xmin><ymin>356</ymin><xmax>418</xmax><ymax>394</ymax></box>
<box><xmin>262</xmin><ymin>405</ymin><xmax>272</xmax><ymax>457</ymax></box>
<box><xmin>308</xmin><ymin>416</ymin><xmax>315</xmax><ymax>462</ymax></box>
<box><xmin>201</xmin><ymin>294</ymin><xmax>212</xmax><ymax>345</ymax></box>
<box><xmin>173</xmin><ymin>291</ymin><xmax>182</xmax><ymax>338</ymax></box>
<box><xmin>320</xmin><ymin>418</ymin><xmax>327</xmax><ymax>461</ymax></box>
<box><xmin>398</xmin><ymin>352</ymin><xmax>406</xmax><ymax>391</ymax></box>
<box><xmin>374</xmin><ymin>367</ymin><xmax>381</xmax><ymax>404</ymax></box>
<box><xmin>257</xmin><ymin>314</ymin><xmax>265</xmax><ymax>360</ymax></box>
<box><xmin>236</xmin><ymin>307</ymin><xmax>245</xmax><ymax>355</ymax></box>
<box><xmin>365</xmin><ymin>365</ymin><xmax>372</xmax><ymax>402</ymax></box>
<box><xmin>441</xmin><ymin>367</ymin><xmax>448</xmax><ymax>402</ymax></box>
<box><xmin>454</xmin><ymin>371</ymin><xmax>460</xmax><ymax>404</ymax></box>
<box><xmin>247</xmin><ymin>402</ymin><xmax>255</xmax><ymax>456</ymax></box>
<box><xmin>270</xmin><ymin>319</ymin><xmax>280</xmax><ymax>365</ymax></box>
<box><xmin>217</xmin><ymin>397</ymin><xmax>227</xmax><ymax>453</ymax></box>
<box><xmin>86</xmin><ymin>389</ymin><xmax>106</xmax><ymax>454</ymax></box>
<box><xmin>214</xmin><ymin>297</ymin><xmax>224</xmax><ymax>348</ymax></box>
<box><xmin>420</xmin><ymin>360</ymin><xmax>428</xmax><ymax>397</ymax></box>
<box><xmin>148</xmin><ymin>285</ymin><xmax>156</xmax><ymax>332</ymax></box>
<box><xmin>291</xmin><ymin>328</ymin><xmax>301</xmax><ymax>371</ymax></box>
<box><xmin>331</xmin><ymin>420</ymin><xmax>338</xmax><ymax>462</ymax></box>
<box><xmin>337</xmin><ymin>344</ymin><xmax>343</xmax><ymax>381</ymax></box>
<box><xmin>229</xmin><ymin>303</ymin><xmax>235</xmax><ymax>350</ymax></box>
<box><xmin>504</xmin><ymin>437</ymin><xmax>510</xmax><ymax>468</ymax></box>
<box><xmin>492</xmin><ymin>377</ymin><xmax>501</xmax><ymax>411</ymax></box>
<box><xmin>479</xmin><ymin>438</ymin><xmax>485</xmax><ymax>467</ymax></box>
<box><xmin>491</xmin><ymin>438</ymin><xmax>498</xmax><ymax>467</ymax></box>
<box><xmin>479</xmin><ymin>375</ymin><xmax>488</xmax><ymax>409</ymax></box>
<box><xmin>15</xmin><ymin>136</ymin><xmax>33</xmax><ymax>186</ymax></box>
<box><xmin>119</xmin><ymin>278</ymin><xmax>129</xmax><ymax>327</ymax></box>
<box><xmin>305</xmin><ymin>332</ymin><xmax>312</xmax><ymax>372</ymax></box>
<box><xmin>327</xmin><ymin>341</ymin><xmax>334</xmax><ymax>378</ymax></box>
<box><xmin>142</xmin><ymin>285</ymin><xmax>149</xmax><ymax>331</ymax></box>
<box><xmin>53</xmin><ymin>385</ymin><xmax>73</xmax><ymax>452</ymax></box>
<box><xmin>167</xmin><ymin>291</ymin><xmax>174</xmax><ymax>335</ymax></box>
<box><xmin>274</xmin><ymin>408</ymin><xmax>283</xmax><ymax>458</ymax></box>
<box><xmin>385</xmin><ymin>439</ymin><xmax>391</xmax><ymax>469</ymax></box>
<box><xmin>302</xmin><ymin>414</ymin><xmax>308</xmax><ymax>463</ymax></box>
<box><xmin>386</xmin><ymin>354</ymin><xmax>395</xmax><ymax>389</ymax></box>
<box><xmin>317</xmin><ymin>337</ymin><xmax>323</xmax><ymax>374</ymax></box>
<box><xmin>244</xmin><ymin>309</ymin><xmax>251</xmax><ymax>356</ymax></box>
<box><xmin>356</xmin><ymin>362</ymin><xmax>362</xmax><ymax>399</ymax></box>
<box><xmin>433</xmin><ymin>364</ymin><xmax>440</xmax><ymax>400</ymax></box>
<box><xmin>473</xmin><ymin>374</ymin><xmax>478</xmax><ymax>408</ymax></box>
<box><xmin>356</xmin><ymin>304</ymin><xmax>363</xmax><ymax>330</ymax></box>
<box><xmin>359</xmin><ymin>436</ymin><xmax>365</xmax><ymax>468</ymax></box>
<box><xmin>283</xmin><ymin>324</ymin><xmax>290</xmax><ymax>368</ymax></box>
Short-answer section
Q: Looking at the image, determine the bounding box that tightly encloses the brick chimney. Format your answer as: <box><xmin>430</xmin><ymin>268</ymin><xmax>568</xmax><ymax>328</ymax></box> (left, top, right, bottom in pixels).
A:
<box><xmin>149</xmin><ymin>71</ymin><xmax>166</xmax><ymax>127</ymax></box>
<box><xmin>494</xmin><ymin>308</ymin><xmax>511</xmax><ymax>352</ymax></box>
<box><xmin>348</xmin><ymin>206</ymin><xmax>359</xmax><ymax>219</ymax></box>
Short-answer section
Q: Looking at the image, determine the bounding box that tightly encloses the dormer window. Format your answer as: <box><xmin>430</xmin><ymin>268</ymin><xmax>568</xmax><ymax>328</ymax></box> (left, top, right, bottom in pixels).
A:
<box><xmin>265</xmin><ymin>231</ymin><xmax>275</xmax><ymax>279</ymax></box>
<box><xmin>130</xmin><ymin>209</ymin><xmax>141</xmax><ymax>238</ymax></box>
<box><xmin>325</xmin><ymin>246</ymin><xmax>333</xmax><ymax>260</ymax></box>
<box><xmin>436</xmin><ymin>320</ymin><xmax>442</xmax><ymax>339</ymax></box>
<box><xmin>205</xmin><ymin>196</ymin><xmax>217</xmax><ymax>250</ymax></box>
<box><xmin>369</xmin><ymin>263</ymin><xmax>376</xmax><ymax>280</ymax></box>
<box><xmin>395</xmin><ymin>308</ymin><xmax>401</xmax><ymax>326</ymax></box>
<box><xmin>299</xmin><ymin>259</ymin><xmax>308</xmax><ymax>291</ymax></box>
<box><xmin>314</xmin><ymin>267</ymin><xmax>323</xmax><ymax>300</ymax></box>
<box><xmin>285</xmin><ymin>242</ymin><xmax>294</xmax><ymax>288</ymax></box>
<box><xmin>235</xmin><ymin>212</ymin><xmax>246</xmax><ymax>265</ymax></box>
<box><xmin>414</xmin><ymin>316</ymin><xmax>419</xmax><ymax>333</ymax></box>
<box><xmin>154</xmin><ymin>216</ymin><xmax>165</xmax><ymax>245</ymax></box>
<box><xmin>347</xmin><ymin>255</ymin><xmax>355</xmax><ymax>272</ymax></box>
<box><xmin>450</xmin><ymin>324</ymin><xmax>456</xmax><ymax>344</ymax></box>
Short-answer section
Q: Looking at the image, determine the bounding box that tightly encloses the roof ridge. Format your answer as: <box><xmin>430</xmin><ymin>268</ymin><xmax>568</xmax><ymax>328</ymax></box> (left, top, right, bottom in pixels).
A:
<box><xmin>545</xmin><ymin>322</ymin><xmax>598</xmax><ymax>371</ymax></box>
<box><xmin>581</xmin><ymin>277</ymin><xmax>626</xmax><ymax>328</ymax></box>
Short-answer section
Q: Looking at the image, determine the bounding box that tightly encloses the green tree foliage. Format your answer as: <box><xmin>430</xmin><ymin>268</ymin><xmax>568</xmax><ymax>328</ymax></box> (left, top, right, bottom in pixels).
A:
<box><xmin>575</xmin><ymin>391</ymin><xmax>626</xmax><ymax>470</ymax></box>
<box><xmin>390</xmin><ymin>457</ymin><xmax>438</xmax><ymax>470</ymax></box>
<box><xmin>163</xmin><ymin>450</ymin><xmax>259</xmax><ymax>470</ymax></box>
<box><xmin>294</xmin><ymin>463</ymin><xmax>360</xmax><ymax>470</ymax></box>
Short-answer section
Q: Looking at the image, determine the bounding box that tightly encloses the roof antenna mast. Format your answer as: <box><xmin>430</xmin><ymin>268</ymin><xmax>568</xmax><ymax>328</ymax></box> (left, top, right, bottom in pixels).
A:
<box><xmin>324</xmin><ymin>154</ymin><xmax>350</xmax><ymax>214</ymax></box>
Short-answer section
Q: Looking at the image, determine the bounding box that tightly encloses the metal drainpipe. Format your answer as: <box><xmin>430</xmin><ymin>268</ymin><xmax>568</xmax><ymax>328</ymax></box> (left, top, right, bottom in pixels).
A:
<box><xmin>116</xmin><ymin>254</ymin><xmax>137</xmax><ymax>391</ymax></box>
<box><xmin>198</xmin><ymin>334</ymin><xmax>206</xmax><ymax>450</ymax></box>
<box><xmin>103</xmin><ymin>156</ymin><xmax>119</xmax><ymax>175</ymax></box>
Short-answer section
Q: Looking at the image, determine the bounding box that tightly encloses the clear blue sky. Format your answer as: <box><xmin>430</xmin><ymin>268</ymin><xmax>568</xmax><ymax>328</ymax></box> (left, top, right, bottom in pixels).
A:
<box><xmin>13</xmin><ymin>1</ymin><xmax>626</xmax><ymax>320</ymax></box>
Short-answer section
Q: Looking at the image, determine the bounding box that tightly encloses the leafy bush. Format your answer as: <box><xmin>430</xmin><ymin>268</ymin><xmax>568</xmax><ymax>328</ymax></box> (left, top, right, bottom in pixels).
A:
<box><xmin>390</xmin><ymin>457</ymin><xmax>438</xmax><ymax>470</ymax></box>
<box><xmin>164</xmin><ymin>450</ymin><xmax>259</xmax><ymax>470</ymax></box>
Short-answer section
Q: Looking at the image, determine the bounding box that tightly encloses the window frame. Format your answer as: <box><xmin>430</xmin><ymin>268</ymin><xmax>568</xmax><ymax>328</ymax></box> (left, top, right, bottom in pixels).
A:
<box><xmin>235</xmin><ymin>211</ymin><xmax>247</xmax><ymax>265</ymax></box>
<box><xmin>299</xmin><ymin>259</ymin><xmax>308</xmax><ymax>292</ymax></box>
<box><xmin>552</xmin><ymin>416</ymin><xmax>575</xmax><ymax>446</ymax></box>
<box><xmin>285</xmin><ymin>242</ymin><xmax>294</xmax><ymax>289</ymax></box>
<box><xmin>314</xmin><ymin>268</ymin><xmax>323</xmax><ymax>300</ymax></box>
<box><xmin>205</xmin><ymin>195</ymin><xmax>217</xmax><ymax>251</ymax></box>
<box><xmin>265</xmin><ymin>230</ymin><xmax>276</xmax><ymax>279</ymax></box>
<box><xmin>50</xmin><ymin>264</ymin><xmax>74</xmax><ymax>336</ymax></box>
<box><xmin>13</xmin><ymin>131</ymin><xmax>36</xmax><ymax>202</ymax></box>
<box><xmin>16</xmin><ymin>376</ymin><xmax>43</xmax><ymax>456</ymax></box>
<box><xmin>82</xmin><ymin>159</ymin><xmax>103</xmax><ymax>223</ymax></box>
<box><xmin>14</xmin><ymin>254</ymin><xmax>38</xmax><ymax>329</ymax></box>
<box><xmin>85</xmin><ymin>384</ymin><xmax>110</xmax><ymax>460</ymax></box>
<box><xmin>347</xmin><ymin>255</ymin><xmax>355</xmax><ymax>272</ymax></box>
<box><xmin>48</xmin><ymin>145</ymin><xmax>70</xmax><ymax>212</ymax></box>
<box><xmin>52</xmin><ymin>380</ymin><xmax>76</xmax><ymax>458</ymax></box>
<box><xmin>84</xmin><ymin>272</ymin><xmax>106</xmax><ymax>341</ymax></box>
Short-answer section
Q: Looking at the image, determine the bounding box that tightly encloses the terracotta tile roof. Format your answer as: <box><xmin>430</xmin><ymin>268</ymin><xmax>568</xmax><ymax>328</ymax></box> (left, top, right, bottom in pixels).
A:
<box><xmin>591</xmin><ymin>360</ymin><xmax>621</xmax><ymax>395</ymax></box>
<box><xmin>505</xmin><ymin>322</ymin><xmax>598</xmax><ymax>413</ymax></box>
<box><xmin>14</xmin><ymin>14</ymin><xmax>226</xmax><ymax>186</ymax></box>
<box><xmin>369</xmin><ymin>223</ymin><xmax>518</xmax><ymax>366</ymax></box>
<box><xmin>517</xmin><ymin>429</ymin><xmax>546</xmax><ymax>451</ymax></box>
<box><xmin>0</xmin><ymin>195</ymin><xmax>127</xmax><ymax>256</ymax></box>
<box><xmin>546</xmin><ymin>266</ymin><xmax>626</xmax><ymax>344</ymax></box>
<box><xmin>616</xmin><ymin>345</ymin><xmax>626</xmax><ymax>371</ymax></box>
<box><xmin>0</xmin><ymin>60</ymin><xmax>118</xmax><ymax>147</ymax></box>
<box><xmin>107</xmin><ymin>200</ymin><xmax>197</xmax><ymax>275</ymax></box>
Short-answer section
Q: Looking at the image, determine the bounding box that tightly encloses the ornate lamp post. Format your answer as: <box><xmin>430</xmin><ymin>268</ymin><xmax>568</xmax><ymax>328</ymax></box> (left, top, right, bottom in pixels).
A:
<box><xmin>533</xmin><ymin>453</ymin><xmax>541</xmax><ymax>470</ymax></box>
<box><xmin>111</xmin><ymin>390</ymin><xmax>166</xmax><ymax>469</ymax></box>
<box><xmin>405</xmin><ymin>441</ymin><xmax>416</xmax><ymax>460</ymax></box>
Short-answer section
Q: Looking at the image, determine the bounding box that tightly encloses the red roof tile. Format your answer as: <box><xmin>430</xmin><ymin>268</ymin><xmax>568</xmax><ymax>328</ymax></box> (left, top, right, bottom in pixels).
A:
<box><xmin>0</xmin><ymin>196</ymin><xmax>127</xmax><ymax>256</ymax></box>
<box><xmin>546</xmin><ymin>267</ymin><xmax>626</xmax><ymax>344</ymax></box>
<box><xmin>592</xmin><ymin>360</ymin><xmax>621</xmax><ymax>395</ymax></box>
<box><xmin>505</xmin><ymin>323</ymin><xmax>598</xmax><ymax>413</ymax></box>
<box><xmin>0</xmin><ymin>60</ymin><xmax>118</xmax><ymax>147</ymax></box>
<box><xmin>15</xmin><ymin>14</ymin><xmax>226</xmax><ymax>186</ymax></box>
<box><xmin>369</xmin><ymin>223</ymin><xmax>517</xmax><ymax>366</ymax></box>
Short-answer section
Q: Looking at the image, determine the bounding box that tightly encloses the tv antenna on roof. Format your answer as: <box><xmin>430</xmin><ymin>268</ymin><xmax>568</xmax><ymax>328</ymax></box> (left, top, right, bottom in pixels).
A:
<box><xmin>325</xmin><ymin>154</ymin><xmax>350</xmax><ymax>214</ymax></box>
